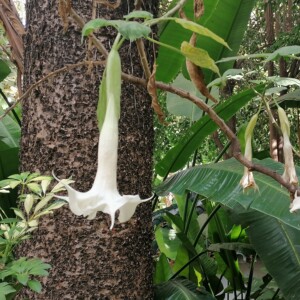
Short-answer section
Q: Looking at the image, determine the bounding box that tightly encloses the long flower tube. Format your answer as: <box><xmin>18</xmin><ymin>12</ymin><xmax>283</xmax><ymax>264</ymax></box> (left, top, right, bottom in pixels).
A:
<box><xmin>240</xmin><ymin>113</ymin><xmax>258</xmax><ymax>191</ymax></box>
<box><xmin>55</xmin><ymin>48</ymin><xmax>151</xmax><ymax>229</ymax></box>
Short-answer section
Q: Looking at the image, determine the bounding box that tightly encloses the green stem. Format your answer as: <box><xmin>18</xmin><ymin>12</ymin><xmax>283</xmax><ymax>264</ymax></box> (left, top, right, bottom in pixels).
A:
<box><xmin>146</xmin><ymin>36</ymin><xmax>182</xmax><ymax>56</ymax></box>
<box><xmin>193</xmin><ymin>203</ymin><xmax>221</xmax><ymax>248</ymax></box>
<box><xmin>169</xmin><ymin>250</ymin><xmax>208</xmax><ymax>280</ymax></box>
<box><xmin>184</xmin><ymin>194</ymin><xmax>199</xmax><ymax>235</ymax></box>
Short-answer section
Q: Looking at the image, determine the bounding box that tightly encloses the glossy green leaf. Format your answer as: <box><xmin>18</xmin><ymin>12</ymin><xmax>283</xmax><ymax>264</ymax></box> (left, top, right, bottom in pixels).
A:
<box><xmin>0</xmin><ymin>60</ymin><xmax>11</xmax><ymax>82</ymax></box>
<box><xmin>155</xmin><ymin>85</ymin><xmax>264</xmax><ymax>177</ymax></box>
<box><xmin>154</xmin><ymin>253</ymin><xmax>173</xmax><ymax>284</ymax></box>
<box><xmin>156</xmin><ymin>158</ymin><xmax>300</xmax><ymax>230</ymax></box>
<box><xmin>154</xmin><ymin>278</ymin><xmax>216</xmax><ymax>300</ymax></box>
<box><xmin>155</xmin><ymin>227</ymin><xmax>181</xmax><ymax>260</ymax></box>
<box><xmin>239</xmin><ymin>211</ymin><xmax>300</xmax><ymax>300</ymax></box>
<box><xmin>181</xmin><ymin>42</ymin><xmax>220</xmax><ymax>75</ymax></box>
<box><xmin>156</xmin><ymin>0</ymin><xmax>256</xmax><ymax>82</ymax></box>
<box><xmin>0</xmin><ymin>107</ymin><xmax>20</xmax><ymax>150</ymax></box>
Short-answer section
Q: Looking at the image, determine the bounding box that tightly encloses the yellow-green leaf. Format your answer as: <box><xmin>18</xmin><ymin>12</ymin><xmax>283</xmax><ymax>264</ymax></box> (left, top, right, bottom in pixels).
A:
<box><xmin>24</xmin><ymin>194</ymin><xmax>34</xmax><ymax>215</ymax></box>
<box><xmin>174</xmin><ymin>18</ymin><xmax>231</xmax><ymax>49</ymax></box>
<box><xmin>181</xmin><ymin>42</ymin><xmax>220</xmax><ymax>76</ymax></box>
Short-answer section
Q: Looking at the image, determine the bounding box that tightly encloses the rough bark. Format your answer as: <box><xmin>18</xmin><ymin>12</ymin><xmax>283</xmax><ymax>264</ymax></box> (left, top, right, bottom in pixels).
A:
<box><xmin>18</xmin><ymin>0</ymin><xmax>158</xmax><ymax>299</ymax></box>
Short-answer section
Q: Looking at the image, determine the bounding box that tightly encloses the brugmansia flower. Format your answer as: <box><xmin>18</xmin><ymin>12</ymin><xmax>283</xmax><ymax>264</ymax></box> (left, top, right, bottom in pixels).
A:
<box><xmin>278</xmin><ymin>107</ymin><xmax>298</xmax><ymax>186</ymax></box>
<box><xmin>55</xmin><ymin>48</ymin><xmax>151</xmax><ymax>229</ymax></box>
<box><xmin>290</xmin><ymin>191</ymin><xmax>300</xmax><ymax>213</ymax></box>
<box><xmin>240</xmin><ymin>113</ymin><xmax>258</xmax><ymax>191</ymax></box>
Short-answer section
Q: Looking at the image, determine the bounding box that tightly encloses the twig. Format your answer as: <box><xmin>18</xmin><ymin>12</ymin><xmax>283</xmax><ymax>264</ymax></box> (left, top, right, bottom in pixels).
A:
<box><xmin>69</xmin><ymin>8</ymin><xmax>108</xmax><ymax>57</ymax></box>
<box><xmin>0</xmin><ymin>88</ymin><xmax>21</xmax><ymax>126</ymax></box>
<box><xmin>0</xmin><ymin>60</ymin><xmax>105</xmax><ymax>121</ymax></box>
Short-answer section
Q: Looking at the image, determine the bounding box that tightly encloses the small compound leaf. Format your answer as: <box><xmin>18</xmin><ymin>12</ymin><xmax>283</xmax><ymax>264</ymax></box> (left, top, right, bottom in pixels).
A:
<box><xmin>24</xmin><ymin>194</ymin><xmax>34</xmax><ymax>215</ymax></box>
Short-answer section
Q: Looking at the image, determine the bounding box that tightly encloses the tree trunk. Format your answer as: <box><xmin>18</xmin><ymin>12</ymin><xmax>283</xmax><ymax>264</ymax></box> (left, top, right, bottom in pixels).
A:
<box><xmin>18</xmin><ymin>0</ymin><xmax>158</xmax><ymax>298</ymax></box>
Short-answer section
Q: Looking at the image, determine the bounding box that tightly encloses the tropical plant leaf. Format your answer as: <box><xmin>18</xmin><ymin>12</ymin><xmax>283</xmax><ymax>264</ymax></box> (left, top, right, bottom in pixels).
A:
<box><xmin>155</xmin><ymin>85</ymin><xmax>264</xmax><ymax>177</ymax></box>
<box><xmin>154</xmin><ymin>278</ymin><xmax>216</xmax><ymax>300</ymax></box>
<box><xmin>156</xmin><ymin>0</ymin><xmax>256</xmax><ymax>83</ymax></box>
<box><xmin>238</xmin><ymin>211</ymin><xmax>300</xmax><ymax>300</ymax></box>
<box><xmin>156</xmin><ymin>158</ymin><xmax>300</xmax><ymax>231</ymax></box>
<box><xmin>154</xmin><ymin>253</ymin><xmax>173</xmax><ymax>284</ymax></box>
<box><xmin>0</xmin><ymin>60</ymin><xmax>11</xmax><ymax>82</ymax></box>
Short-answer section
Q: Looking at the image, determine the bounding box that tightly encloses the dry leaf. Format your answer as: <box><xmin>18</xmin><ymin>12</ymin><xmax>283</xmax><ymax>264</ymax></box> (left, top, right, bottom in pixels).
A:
<box><xmin>194</xmin><ymin>0</ymin><xmax>204</xmax><ymax>19</ymax></box>
<box><xmin>186</xmin><ymin>34</ymin><xmax>218</xmax><ymax>104</ymax></box>
<box><xmin>147</xmin><ymin>64</ymin><xmax>168</xmax><ymax>125</ymax></box>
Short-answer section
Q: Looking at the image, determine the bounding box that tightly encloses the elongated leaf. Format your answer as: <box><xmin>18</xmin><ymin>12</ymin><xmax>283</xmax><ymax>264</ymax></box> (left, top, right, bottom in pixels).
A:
<box><xmin>156</xmin><ymin>158</ymin><xmax>300</xmax><ymax>230</ymax></box>
<box><xmin>181</xmin><ymin>42</ymin><xmax>220</xmax><ymax>75</ymax></box>
<box><xmin>239</xmin><ymin>211</ymin><xmax>300</xmax><ymax>299</ymax></box>
<box><xmin>155</xmin><ymin>278</ymin><xmax>216</xmax><ymax>300</ymax></box>
<box><xmin>0</xmin><ymin>107</ymin><xmax>20</xmax><ymax>150</ymax></box>
<box><xmin>0</xmin><ymin>60</ymin><xmax>11</xmax><ymax>82</ymax></box>
<box><xmin>155</xmin><ymin>85</ymin><xmax>264</xmax><ymax>177</ymax></box>
<box><xmin>156</xmin><ymin>0</ymin><xmax>256</xmax><ymax>82</ymax></box>
<box><xmin>154</xmin><ymin>253</ymin><xmax>173</xmax><ymax>284</ymax></box>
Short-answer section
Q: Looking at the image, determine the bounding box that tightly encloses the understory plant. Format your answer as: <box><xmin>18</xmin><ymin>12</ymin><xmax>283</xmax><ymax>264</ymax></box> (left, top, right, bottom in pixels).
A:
<box><xmin>0</xmin><ymin>172</ymin><xmax>67</xmax><ymax>298</ymax></box>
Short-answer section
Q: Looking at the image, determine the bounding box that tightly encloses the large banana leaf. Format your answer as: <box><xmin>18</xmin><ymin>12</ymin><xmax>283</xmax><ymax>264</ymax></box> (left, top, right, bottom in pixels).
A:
<box><xmin>154</xmin><ymin>278</ymin><xmax>216</xmax><ymax>300</ymax></box>
<box><xmin>237</xmin><ymin>211</ymin><xmax>300</xmax><ymax>299</ymax></box>
<box><xmin>156</xmin><ymin>158</ymin><xmax>300</xmax><ymax>230</ymax></box>
<box><xmin>155</xmin><ymin>85</ymin><xmax>264</xmax><ymax>177</ymax></box>
<box><xmin>0</xmin><ymin>108</ymin><xmax>20</xmax><ymax>149</ymax></box>
<box><xmin>156</xmin><ymin>0</ymin><xmax>256</xmax><ymax>83</ymax></box>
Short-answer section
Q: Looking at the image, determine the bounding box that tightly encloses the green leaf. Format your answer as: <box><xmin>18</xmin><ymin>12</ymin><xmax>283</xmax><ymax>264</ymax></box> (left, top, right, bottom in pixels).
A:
<box><xmin>0</xmin><ymin>60</ymin><xmax>11</xmax><ymax>82</ymax></box>
<box><xmin>239</xmin><ymin>211</ymin><xmax>300</xmax><ymax>299</ymax></box>
<box><xmin>181</xmin><ymin>42</ymin><xmax>220</xmax><ymax>76</ymax></box>
<box><xmin>156</xmin><ymin>0</ymin><xmax>256</xmax><ymax>82</ymax></box>
<box><xmin>0</xmin><ymin>282</ymin><xmax>16</xmax><ymax>297</ymax></box>
<box><xmin>12</xmin><ymin>208</ymin><xmax>25</xmax><ymax>220</ymax></box>
<box><xmin>82</xmin><ymin>19</ymin><xmax>150</xmax><ymax>41</ymax></box>
<box><xmin>155</xmin><ymin>85</ymin><xmax>264</xmax><ymax>177</ymax></box>
<box><xmin>28</xmin><ymin>280</ymin><xmax>42</xmax><ymax>293</ymax></box>
<box><xmin>156</xmin><ymin>158</ymin><xmax>300</xmax><ymax>231</ymax></box>
<box><xmin>27</xmin><ymin>183</ymin><xmax>42</xmax><ymax>194</ymax></box>
<box><xmin>265</xmin><ymin>45</ymin><xmax>300</xmax><ymax>62</ymax></box>
<box><xmin>155</xmin><ymin>227</ymin><xmax>181</xmax><ymax>260</ymax></box>
<box><xmin>154</xmin><ymin>253</ymin><xmax>173</xmax><ymax>284</ymax></box>
<box><xmin>166</xmin><ymin>74</ymin><xmax>203</xmax><ymax>121</ymax></box>
<box><xmin>24</xmin><ymin>194</ymin><xmax>34</xmax><ymax>215</ymax></box>
<box><xmin>116</xmin><ymin>21</ymin><xmax>151</xmax><ymax>41</ymax></box>
<box><xmin>16</xmin><ymin>273</ymin><xmax>29</xmax><ymax>285</ymax></box>
<box><xmin>173</xmin><ymin>18</ymin><xmax>230</xmax><ymax>49</ymax></box>
<box><xmin>124</xmin><ymin>11</ymin><xmax>153</xmax><ymax>20</ymax></box>
<box><xmin>154</xmin><ymin>278</ymin><xmax>216</xmax><ymax>300</ymax></box>
<box><xmin>0</xmin><ymin>107</ymin><xmax>20</xmax><ymax>150</ymax></box>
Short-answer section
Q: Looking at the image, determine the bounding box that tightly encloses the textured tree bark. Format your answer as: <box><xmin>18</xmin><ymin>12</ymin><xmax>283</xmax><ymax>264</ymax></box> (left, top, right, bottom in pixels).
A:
<box><xmin>17</xmin><ymin>0</ymin><xmax>158</xmax><ymax>298</ymax></box>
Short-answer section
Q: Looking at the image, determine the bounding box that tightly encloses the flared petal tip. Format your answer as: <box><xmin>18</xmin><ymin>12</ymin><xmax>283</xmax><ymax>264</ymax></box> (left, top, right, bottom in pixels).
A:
<box><xmin>290</xmin><ymin>191</ymin><xmax>300</xmax><ymax>213</ymax></box>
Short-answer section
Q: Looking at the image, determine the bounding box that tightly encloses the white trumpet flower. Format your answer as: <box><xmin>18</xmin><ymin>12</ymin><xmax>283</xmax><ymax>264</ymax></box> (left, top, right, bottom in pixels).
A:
<box><xmin>55</xmin><ymin>49</ymin><xmax>151</xmax><ymax>229</ymax></box>
<box><xmin>278</xmin><ymin>107</ymin><xmax>298</xmax><ymax>186</ymax></box>
<box><xmin>290</xmin><ymin>191</ymin><xmax>300</xmax><ymax>213</ymax></box>
<box><xmin>240</xmin><ymin>114</ymin><xmax>258</xmax><ymax>191</ymax></box>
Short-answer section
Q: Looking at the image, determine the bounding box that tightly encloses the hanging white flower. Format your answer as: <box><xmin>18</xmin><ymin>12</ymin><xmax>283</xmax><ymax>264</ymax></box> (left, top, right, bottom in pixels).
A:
<box><xmin>278</xmin><ymin>107</ymin><xmax>298</xmax><ymax>186</ymax></box>
<box><xmin>55</xmin><ymin>48</ymin><xmax>151</xmax><ymax>229</ymax></box>
<box><xmin>240</xmin><ymin>113</ymin><xmax>258</xmax><ymax>191</ymax></box>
